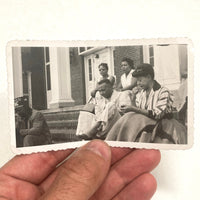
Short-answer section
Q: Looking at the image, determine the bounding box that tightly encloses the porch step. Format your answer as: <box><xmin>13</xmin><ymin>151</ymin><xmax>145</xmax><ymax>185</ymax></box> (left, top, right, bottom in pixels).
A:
<box><xmin>42</xmin><ymin>106</ymin><xmax>82</xmax><ymax>143</ymax></box>
<box><xmin>42</xmin><ymin>106</ymin><xmax>83</xmax><ymax>143</ymax></box>
<box><xmin>50</xmin><ymin>129</ymin><xmax>81</xmax><ymax>143</ymax></box>
<box><xmin>44</xmin><ymin>111</ymin><xmax>80</xmax><ymax>121</ymax></box>
<box><xmin>47</xmin><ymin>120</ymin><xmax>78</xmax><ymax>129</ymax></box>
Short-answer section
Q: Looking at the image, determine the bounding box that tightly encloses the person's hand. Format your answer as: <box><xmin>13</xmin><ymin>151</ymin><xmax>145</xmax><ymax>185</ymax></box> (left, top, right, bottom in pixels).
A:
<box><xmin>19</xmin><ymin>129</ymin><xmax>28</xmax><ymax>136</ymax></box>
<box><xmin>0</xmin><ymin>140</ymin><xmax>160</xmax><ymax>200</ymax></box>
<box><xmin>120</xmin><ymin>105</ymin><xmax>135</xmax><ymax>113</ymax></box>
<box><xmin>132</xmin><ymin>86</ymin><xmax>142</xmax><ymax>96</ymax></box>
<box><xmin>78</xmin><ymin>133</ymin><xmax>92</xmax><ymax>140</ymax></box>
<box><xmin>90</xmin><ymin>90</ymin><xmax>97</xmax><ymax>98</ymax></box>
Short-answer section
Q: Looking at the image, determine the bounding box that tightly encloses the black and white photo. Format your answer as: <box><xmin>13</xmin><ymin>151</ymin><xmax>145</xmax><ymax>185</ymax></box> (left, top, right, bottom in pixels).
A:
<box><xmin>8</xmin><ymin>39</ymin><xmax>193</xmax><ymax>153</ymax></box>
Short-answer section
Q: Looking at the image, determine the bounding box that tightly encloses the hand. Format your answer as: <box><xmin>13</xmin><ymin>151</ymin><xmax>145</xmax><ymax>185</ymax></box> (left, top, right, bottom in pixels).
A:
<box><xmin>120</xmin><ymin>105</ymin><xmax>135</xmax><ymax>113</ymax></box>
<box><xmin>132</xmin><ymin>86</ymin><xmax>142</xmax><ymax>96</ymax></box>
<box><xmin>91</xmin><ymin>90</ymin><xmax>97</xmax><ymax>98</ymax></box>
<box><xmin>20</xmin><ymin>129</ymin><xmax>28</xmax><ymax>136</ymax></box>
<box><xmin>0</xmin><ymin>140</ymin><xmax>160</xmax><ymax>200</ymax></box>
<box><xmin>78</xmin><ymin>134</ymin><xmax>92</xmax><ymax>140</ymax></box>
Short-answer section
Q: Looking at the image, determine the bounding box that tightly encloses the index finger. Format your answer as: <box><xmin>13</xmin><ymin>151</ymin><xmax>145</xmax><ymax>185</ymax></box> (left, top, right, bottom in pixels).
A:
<box><xmin>0</xmin><ymin>149</ymin><xmax>74</xmax><ymax>185</ymax></box>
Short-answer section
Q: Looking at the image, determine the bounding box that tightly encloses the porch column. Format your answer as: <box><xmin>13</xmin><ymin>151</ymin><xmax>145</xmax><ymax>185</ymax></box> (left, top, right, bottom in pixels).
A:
<box><xmin>12</xmin><ymin>47</ymin><xmax>23</xmax><ymax>98</ymax></box>
<box><xmin>49</xmin><ymin>47</ymin><xmax>75</xmax><ymax>108</ymax></box>
<box><xmin>27</xmin><ymin>71</ymin><xmax>32</xmax><ymax>108</ymax></box>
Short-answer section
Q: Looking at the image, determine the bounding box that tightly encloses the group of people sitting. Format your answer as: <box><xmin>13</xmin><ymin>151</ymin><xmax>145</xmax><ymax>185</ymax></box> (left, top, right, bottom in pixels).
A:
<box><xmin>15</xmin><ymin>57</ymin><xmax>187</xmax><ymax>147</ymax></box>
<box><xmin>76</xmin><ymin>58</ymin><xmax>187</xmax><ymax>144</ymax></box>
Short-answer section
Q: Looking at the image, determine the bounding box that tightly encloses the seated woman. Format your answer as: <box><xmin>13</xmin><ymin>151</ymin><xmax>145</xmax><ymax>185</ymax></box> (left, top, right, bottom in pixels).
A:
<box><xmin>91</xmin><ymin>63</ymin><xmax>115</xmax><ymax>98</ymax></box>
<box><xmin>117</xmin><ymin>57</ymin><xmax>137</xmax><ymax>91</ymax></box>
<box><xmin>106</xmin><ymin>63</ymin><xmax>187</xmax><ymax>144</ymax></box>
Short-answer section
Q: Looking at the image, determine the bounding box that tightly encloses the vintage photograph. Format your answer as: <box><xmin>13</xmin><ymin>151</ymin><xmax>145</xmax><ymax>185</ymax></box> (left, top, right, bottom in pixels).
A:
<box><xmin>8</xmin><ymin>39</ymin><xmax>192</xmax><ymax>153</ymax></box>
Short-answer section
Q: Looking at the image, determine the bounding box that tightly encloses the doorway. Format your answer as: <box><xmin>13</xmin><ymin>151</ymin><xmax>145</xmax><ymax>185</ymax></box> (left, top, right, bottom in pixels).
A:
<box><xmin>84</xmin><ymin>47</ymin><xmax>114</xmax><ymax>100</ymax></box>
<box><xmin>22</xmin><ymin>47</ymin><xmax>47</xmax><ymax>110</ymax></box>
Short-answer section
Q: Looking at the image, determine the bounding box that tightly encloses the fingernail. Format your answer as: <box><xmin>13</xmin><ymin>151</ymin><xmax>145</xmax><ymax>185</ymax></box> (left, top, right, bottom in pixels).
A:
<box><xmin>85</xmin><ymin>140</ymin><xmax>111</xmax><ymax>161</ymax></box>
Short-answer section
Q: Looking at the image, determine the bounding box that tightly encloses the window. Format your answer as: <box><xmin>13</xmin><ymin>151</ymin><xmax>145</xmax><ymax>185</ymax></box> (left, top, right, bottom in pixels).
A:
<box><xmin>143</xmin><ymin>45</ymin><xmax>155</xmax><ymax>66</ymax></box>
<box><xmin>149</xmin><ymin>45</ymin><xmax>154</xmax><ymax>67</ymax></box>
<box><xmin>46</xmin><ymin>64</ymin><xmax>51</xmax><ymax>90</ymax></box>
<box><xmin>45</xmin><ymin>47</ymin><xmax>50</xmax><ymax>63</ymax></box>
<box><xmin>88</xmin><ymin>58</ymin><xmax>92</xmax><ymax>81</ymax></box>
<box><xmin>79</xmin><ymin>47</ymin><xmax>94</xmax><ymax>54</ymax></box>
<box><xmin>44</xmin><ymin>47</ymin><xmax>51</xmax><ymax>90</ymax></box>
<box><xmin>79</xmin><ymin>47</ymin><xmax>86</xmax><ymax>53</ymax></box>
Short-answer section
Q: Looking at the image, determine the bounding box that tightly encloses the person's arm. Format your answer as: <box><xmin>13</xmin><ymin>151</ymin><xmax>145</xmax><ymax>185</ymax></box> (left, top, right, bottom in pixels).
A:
<box><xmin>109</xmin><ymin>76</ymin><xmax>115</xmax><ymax>86</ymax></box>
<box><xmin>117</xmin><ymin>81</ymin><xmax>123</xmax><ymax>91</ymax></box>
<box><xmin>28</xmin><ymin>112</ymin><xmax>44</xmax><ymax>135</ymax></box>
<box><xmin>121</xmin><ymin>87</ymin><xmax>172</xmax><ymax>120</ymax></box>
<box><xmin>150</xmin><ymin>87</ymin><xmax>172</xmax><ymax>120</ymax></box>
<box><xmin>131</xmin><ymin>86</ymin><xmax>141</xmax><ymax>106</ymax></box>
<box><xmin>120</xmin><ymin>105</ymin><xmax>149</xmax><ymax>116</ymax></box>
<box><xmin>20</xmin><ymin>112</ymin><xmax>44</xmax><ymax>136</ymax></box>
<box><xmin>119</xmin><ymin>87</ymin><xmax>140</xmax><ymax>114</ymax></box>
<box><xmin>91</xmin><ymin>89</ymin><xmax>98</xmax><ymax>98</ymax></box>
<box><xmin>121</xmin><ymin>77</ymin><xmax>137</xmax><ymax>91</ymax></box>
<box><xmin>91</xmin><ymin>82</ymin><xmax>101</xmax><ymax>97</ymax></box>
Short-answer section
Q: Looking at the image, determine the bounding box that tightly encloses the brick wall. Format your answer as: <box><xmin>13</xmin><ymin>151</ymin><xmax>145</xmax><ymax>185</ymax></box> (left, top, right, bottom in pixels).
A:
<box><xmin>113</xmin><ymin>46</ymin><xmax>143</xmax><ymax>85</ymax></box>
<box><xmin>70</xmin><ymin>46</ymin><xmax>143</xmax><ymax>106</ymax></box>
<box><xmin>70</xmin><ymin>47</ymin><xmax>86</xmax><ymax>105</ymax></box>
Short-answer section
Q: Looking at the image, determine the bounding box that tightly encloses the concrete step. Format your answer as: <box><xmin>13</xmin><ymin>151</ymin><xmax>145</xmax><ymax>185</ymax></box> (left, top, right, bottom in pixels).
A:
<box><xmin>50</xmin><ymin>128</ymin><xmax>76</xmax><ymax>135</ymax></box>
<box><xmin>51</xmin><ymin>129</ymin><xmax>81</xmax><ymax>143</ymax></box>
<box><xmin>47</xmin><ymin>120</ymin><xmax>78</xmax><ymax>129</ymax></box>
<box><xmin>44</xmin><ymin>111</ymin><xmax>80</xmax><ymax>121</ymax></box>
<box><xmin>41</xmin><ymin>106</ymin><xmax>83</xmax><ymax>143</ymax></box>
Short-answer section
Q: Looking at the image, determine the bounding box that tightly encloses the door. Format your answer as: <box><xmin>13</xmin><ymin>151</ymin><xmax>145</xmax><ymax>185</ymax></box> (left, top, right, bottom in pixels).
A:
<box><xmin>21</xmin><ymin>47</ymin><xmax>47</xmax><ymax>110</ymax></box>
<box><xmin>143</xmin><ymin>45</ymin><xmax>181</xmax><ymax>90</ymax></box>
<box><xmin>30</xmin><ymin>47</ymin><xmax>47</xmax><ymax>110</ymax></box>
<box><xmin>154</xmin><ymin>45</ymin><xmax>181</xmax><ymax>90</ymax></box>
<box><xmin>84</xmin><ymin>48</ymin><xmax>114</xmax><ymax>100</ymax></box>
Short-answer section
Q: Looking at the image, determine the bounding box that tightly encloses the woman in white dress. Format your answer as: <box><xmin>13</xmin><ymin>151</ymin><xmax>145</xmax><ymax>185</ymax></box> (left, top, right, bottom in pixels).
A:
<box><xmin>118</xmin><ymin>57</ymin><xmax>137</xmax><ymax>91</ymax></box>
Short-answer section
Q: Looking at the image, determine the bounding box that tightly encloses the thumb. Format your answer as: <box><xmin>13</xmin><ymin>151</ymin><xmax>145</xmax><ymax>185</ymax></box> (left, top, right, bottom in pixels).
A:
<box><xmin>41</xmin><ymin>140</ymin><xmax>111</xmax><ymax>200</ymax></box>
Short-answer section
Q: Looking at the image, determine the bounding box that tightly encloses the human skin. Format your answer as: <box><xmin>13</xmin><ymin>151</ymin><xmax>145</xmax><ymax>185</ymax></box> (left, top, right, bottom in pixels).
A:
<box><xmin>121</xmin><ymin>61</ymin><xmax>131</xmax><ymax>76</ymax></box>
<box><xmin>99</xmin><ymin>65</ymin><xmax>108</xmax><ymax>77</ymax></box>
<box><xmin>120</xmin><ymin>76</ymin><xmax>154</xmax><ymax>116</ymax></box>
<box><xmin>118</xmin><ymin>61</ymin><xmax>137</xmax><ymax>91</ymax></box>
<box><xmin>0</xmin><ymin>140</ymin><xmax>161</xmax><ymax>200</ymax></box>
<box><xmin>98</xmin><ymin>82</ymin><xmax>113</xmax><ymax>98</ymax></box>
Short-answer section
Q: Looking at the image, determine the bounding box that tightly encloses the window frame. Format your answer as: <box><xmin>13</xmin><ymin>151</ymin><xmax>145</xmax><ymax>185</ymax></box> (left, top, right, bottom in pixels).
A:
<box><xmin>44</xmin><ymin>47</ymin><xmax>51</xmax><ymax>91</ymax></box>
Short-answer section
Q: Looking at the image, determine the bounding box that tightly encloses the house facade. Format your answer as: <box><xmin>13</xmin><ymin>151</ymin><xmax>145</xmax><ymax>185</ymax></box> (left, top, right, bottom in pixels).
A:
<box><xmin>12</xmin><ymin>44</ymin><xmax>187</xmax><ymax>111</ymax></box>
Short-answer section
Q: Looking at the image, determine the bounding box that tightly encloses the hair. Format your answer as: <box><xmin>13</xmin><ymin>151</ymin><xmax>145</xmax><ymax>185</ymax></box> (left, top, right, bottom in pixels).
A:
<box><xmin>121</xmin><ymin>57</ymin><xmax>134</xmax><ymax>69</ymax></box>
<box><xmin>26</xmin><ymin>106</ymin><xmax>33</xmax><ymax>117</ymax></box>
<box><xmin>136</xmin><ymin>63</ymin><xmax>154</xmax><ymax>79</ymax></box>
<box><xmin>98</xmin><ymin>63</ymin><xmax>108</xmax><ymax>70</ymax></box>
<box><xmin>98</xmin><ymin>78</ymin><xmax>112</xmax><ymax>86</ymax></box>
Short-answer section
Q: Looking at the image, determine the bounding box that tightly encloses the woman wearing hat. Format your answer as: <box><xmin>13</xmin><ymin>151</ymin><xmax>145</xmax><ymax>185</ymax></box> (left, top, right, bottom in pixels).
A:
<box><xmin>106</xmin><ymin>63</ymin><xmax>187</xmax><ymax>144</ymax></box>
